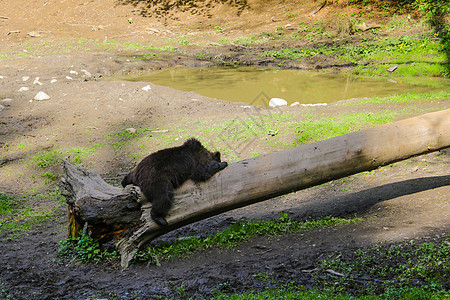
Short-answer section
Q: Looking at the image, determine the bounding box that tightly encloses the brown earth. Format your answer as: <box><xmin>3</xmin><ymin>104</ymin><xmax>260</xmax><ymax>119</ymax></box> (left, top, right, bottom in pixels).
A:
<box><xmin>0</xmin><ymin>0</ymin><xmax>449</xmax><ymax>299</ymax></box>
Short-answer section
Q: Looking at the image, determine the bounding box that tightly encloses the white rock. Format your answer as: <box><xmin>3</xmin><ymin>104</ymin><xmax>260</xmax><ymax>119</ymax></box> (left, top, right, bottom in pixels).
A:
<box><xmin>66</xmin><ymin>76</ymin><xmax>73</xmax><ymax>80</ymax></box>
<box><xmin>0</xmin><ymin>75</ymin><xmax>5</xmax><ymax>79</ymax></box>
<box><xmin>142</xmin><ymin>85</ymin><xmax>151</xmax><ymax>91</ymax></box>
<box><xmin>0</xmin><ymin>104</ymin><xmax>5</xmax><ymax>112</ymax></box>
<box><xmin>22</xmin><ymin>76</ymin><xmax>30</xmax><ymax>82</ymax></box>
<box><xmin>18</xmin><ymin>87</ymin><xmax>29</xmax><ymax>92</ymax></box>
<box><xmin>33</xmin><ymin>77</ymin><xmax>42</xmax><ymax>85</ymax></box>
<box><xmin>50</xmin><ymin>78</ymin><xmax>58</xmax><ymax>84</ymax></box>
<box><xmin>81</xmin><ymin>69</ymin><xmax>92</xmax><ymax>78</ymax></box>
<box><xmin>34</xmin><ymin>91</ymin><xmax>50</xmax><ymax>101</ymax></box>
<box><xmin>126</xmin><ymin>127</ymin><xmax>136</xmax><ymax>134</ymax></box>
<box><xmin>269</xmin><ymin>98</ymin><xmax>288</xmax><ymax>107</ymax></box>
<box><xmin>70</xmin><ymin>70</ymin><xmax>79</xmax><ymax>75</ymax></box>
<box><xmin>290</xmin><ymin>102</ymin><xmax>300</xmax><ymax>107</ymax></box>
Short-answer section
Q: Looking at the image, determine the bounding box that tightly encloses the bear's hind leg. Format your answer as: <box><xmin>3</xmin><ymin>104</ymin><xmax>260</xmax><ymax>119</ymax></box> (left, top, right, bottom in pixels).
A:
<box><xmin>144</xmin><ymin>184</ymin><xmax>174</xmax><ymax>226</ymax></box>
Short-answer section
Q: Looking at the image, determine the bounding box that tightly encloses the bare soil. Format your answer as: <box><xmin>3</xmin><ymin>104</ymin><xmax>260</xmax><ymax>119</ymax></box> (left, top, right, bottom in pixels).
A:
<box><xmin>0</xmin><ymin>0</ymin><xmax>449</xmax><ymax>299</ymax></box>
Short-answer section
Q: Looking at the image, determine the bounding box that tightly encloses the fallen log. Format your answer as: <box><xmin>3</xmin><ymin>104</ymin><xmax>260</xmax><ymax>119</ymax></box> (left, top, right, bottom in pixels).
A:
<box><xmin>61</xmin><ymin>109</ymin><xmax>450</xmax><ymax>268</ymax></box>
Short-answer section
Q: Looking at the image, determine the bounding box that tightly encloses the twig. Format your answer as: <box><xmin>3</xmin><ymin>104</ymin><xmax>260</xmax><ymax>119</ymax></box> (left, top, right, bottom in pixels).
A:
<box><xmin>310</xmin><ymin>1</ymin><xmax>327</xmax><ymax>15</ymax></box>
<box><xmin>0</xmin><ymin>16</ymin><xmax>9</xmax><ymax>19</ymax></box>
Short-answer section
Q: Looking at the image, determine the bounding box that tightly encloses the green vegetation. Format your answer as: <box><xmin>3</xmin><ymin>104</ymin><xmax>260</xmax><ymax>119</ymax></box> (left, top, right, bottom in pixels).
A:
<box><xmin>261</xmin><ymin>35</ymin><xmax>448</xmax><ymax>77</ymax></box>
<box><xmin>0</xmin><ymin>188</ymin><xmax>65</xmax><ymax>236</ymax></box>
<box><xmin>133</xmin><ymin>213</ymin><xmax>362</xmax><ymax>263</ymax></box>
<box><xmin>56</xmin><ymin>214</ymin><xmax>361</xmax><ymax>265</ymax></box>
<box><xmin>347</xmin><ymin>91</ymin><xmax>450</xmax><ymax>105</ymax></box>
<box><xmin>295</xmin><ymin>111</ymin><xmax>396</xmax><ymax>145</ymax></box>
<box><xmin>58</xmin><ymin>233</ymin><xmax>119</xmax><ymax>263</ymax></box>
<box><xmin>209</xmin><ymin>238</ymin><xmax>450</xmax><ymax>299</ymax></box>
<box><xmin>32</xmin><ymin>146</ymin><xmax>100</xmax><ymax>169</ymax></box>
<box><xmin>312</xmin><ymin>239</ymin><xmax>450</xmax><ymax>297</ymax></box>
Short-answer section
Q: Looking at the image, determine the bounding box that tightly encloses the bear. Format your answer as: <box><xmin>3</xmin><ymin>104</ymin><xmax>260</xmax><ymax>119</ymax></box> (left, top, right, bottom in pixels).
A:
<box><xmin>121</xmin><ymin>138</ymin><xmax>228</xmax><ymax>226</ymax></box>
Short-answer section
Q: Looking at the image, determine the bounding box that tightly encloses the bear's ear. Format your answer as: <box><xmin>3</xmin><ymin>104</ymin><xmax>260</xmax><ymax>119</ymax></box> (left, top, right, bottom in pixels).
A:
<box><xmin>214</xmin><ymin>151</ymin><xmax>221</xmax><ymax>161</ymax></box>
<box><xmin>184</xmin><ymin>138</ymin><xmax>202</xmax><ymax>149</ymax></box>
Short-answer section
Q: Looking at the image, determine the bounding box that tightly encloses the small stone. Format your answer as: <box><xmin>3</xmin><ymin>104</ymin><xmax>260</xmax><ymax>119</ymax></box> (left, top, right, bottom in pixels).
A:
<box><xmin>66</xmin><ymin>76</ymin><xmax>73</xmax><ymax>80</ymax></box>
<box><xmin>22</xmin><ymin>76</ymin><xmax>30</xmax><ymax>82</ymax></box>
<box><xmin>142</xmin><ymin>85</ymin><xmax>151</xmax><ymax>91</ymax></box>
<box><xmin>18</xmin><ymin>87</ymin><xmax>29</xmax><ymax>92</ymax></box>
<box><xmin>50</xmin><ymin>78</ymin><xmax>58</xmax><ymax>84</ymax></box>
<box><xmin>27</xmin><ymin>31</ymin><xmax>42</xmax><ymax>37</ymax></box>
<box><xmin>269</xmin><ymin>98</ymin><xmax>288</xmax><ymax>107</ymax></box>
<box><xmin>0</xmin><ymin>104</ymin><xmax>5</xmax><ymax>112</ymax></box>
<box><xmin>34</xmin><ymin>91</ymin><xmax>50</xmax><ymax>101</ymax></box>
<box><xmin>81</xmin><ymin>69</ymin><xmax>92</xmax><ymax>78</ymax></box>
<box><xmin>387</xmin><ymin>66</ymin><xmax>398</xmax><ymax>72</ymax></box>
<box><xmin>70</xmin><ymin>70</ymin><xmax>79</xmax><ymax>75</ymax></box>
<box><xmin>290</xmin><ymin>102</ymin><xmax>300</xmax><ymax>107</ymax></box>
<box><xmin>33</xmin><ymin>77</ymin><xmax>42</xmax><ymax>85</ymax></box>
<box><xmin>0</xmin><ymin>75</ymin><xmax>5</xmax><ymax>79</ymax></box>
<box><xmin>126</xmin><ymin>128</ymin><xmax>136</xmax><ymax>134</ymax></box>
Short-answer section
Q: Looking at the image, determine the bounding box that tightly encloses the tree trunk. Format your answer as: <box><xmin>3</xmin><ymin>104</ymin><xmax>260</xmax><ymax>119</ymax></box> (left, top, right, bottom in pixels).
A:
<box><xmin>61</xmin><ymin>109</ymin><xmax>450</xmax><ymax>268</ymax></box>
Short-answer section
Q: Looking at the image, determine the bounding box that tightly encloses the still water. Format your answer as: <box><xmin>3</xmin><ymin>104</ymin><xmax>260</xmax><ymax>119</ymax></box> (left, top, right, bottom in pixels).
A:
<box><xmin>122</xmin><ymin>67</ymin><xmax>448</xmax><ymax>106</ymax></box>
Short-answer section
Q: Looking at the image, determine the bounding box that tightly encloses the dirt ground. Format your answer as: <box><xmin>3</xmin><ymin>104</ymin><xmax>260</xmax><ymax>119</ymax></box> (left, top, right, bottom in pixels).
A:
<box><xmin>0</xmin><ymin>0</ymin><xmax>449</xmax><ymax>299</ymax></box>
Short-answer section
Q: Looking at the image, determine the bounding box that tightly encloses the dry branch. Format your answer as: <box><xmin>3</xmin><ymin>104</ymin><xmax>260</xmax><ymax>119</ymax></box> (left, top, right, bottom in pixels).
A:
<box><xmin>61</xmin><ymin>109</ymin><xmax>450</xmax><ymax>268</ymax></box>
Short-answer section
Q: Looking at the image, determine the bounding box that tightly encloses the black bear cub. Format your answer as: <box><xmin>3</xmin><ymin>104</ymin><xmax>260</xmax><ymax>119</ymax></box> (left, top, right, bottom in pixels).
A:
<box><xmin>121</xmin><ymin>138</ymin><xmax>228</xmax><ymax>226</ymax></box>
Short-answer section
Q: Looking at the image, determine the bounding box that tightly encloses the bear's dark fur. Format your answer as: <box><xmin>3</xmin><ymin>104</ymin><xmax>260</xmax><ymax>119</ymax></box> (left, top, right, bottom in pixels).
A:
<box><xmin>121</xmin><ymin>138</ymin><xmax>228</xmax><ymax>226</ymax></box>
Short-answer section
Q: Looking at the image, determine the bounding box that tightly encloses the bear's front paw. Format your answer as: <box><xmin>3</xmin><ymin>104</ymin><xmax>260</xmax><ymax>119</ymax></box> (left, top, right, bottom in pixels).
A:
<box><xmin>218</xmin><ymin>161</ymin><xmax>228</xmax><ymax>170</ymax></box>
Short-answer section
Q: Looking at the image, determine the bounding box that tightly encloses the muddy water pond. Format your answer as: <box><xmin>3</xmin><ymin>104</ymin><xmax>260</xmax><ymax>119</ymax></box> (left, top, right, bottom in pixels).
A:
<box><xmin>122</xmin><ymin>67</ymin><xmax>448</xmax><ymax>106</ymax></box>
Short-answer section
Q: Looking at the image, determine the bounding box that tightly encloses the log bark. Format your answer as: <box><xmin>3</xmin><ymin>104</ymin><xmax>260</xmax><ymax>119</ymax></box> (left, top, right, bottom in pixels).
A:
<box><xmin>61</xmin><ymin>109</ymin><xmax>450</xmax><ymax>268</ymax></box>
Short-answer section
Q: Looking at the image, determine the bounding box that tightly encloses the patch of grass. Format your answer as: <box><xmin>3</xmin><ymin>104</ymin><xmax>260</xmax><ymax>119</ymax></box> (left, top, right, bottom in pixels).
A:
<box><xmin>353</xmin><ymin>91</ymin><xmax>450</xmax><ymax>105</ymax></box>
<box><xmin>313</xmin><ymin>239</ymin><xmax>450</xmax><ymax>296</ymax></box>
<box><xmin>133</xmin><ymin>214</ymin><xmax>362</xmax><ymax>263</ymax></box>
<box><xmin>342</xmin><ymin>35</ymin><xmax>448</xmax><ymax>77</ymax></box>
<box><xmin>295</xmin><ymin>111</ymin><xmax>396</xmax><ymax>145</ymax></box>
<box><xmin>262</xmin><ymin>47</ymin><xmax>333</xmax><ymax>59</ymax></box>
<box><xmin>0</xmin><ymin>188</ymin><xmax>65</xmax><ymax>236</ymax></box>
<box><xmin>0</xmin><ymin>193</ymin><xmax>22</xmax><ymax>215</ymax></box>
<box><xmin>32</xmin><ymin>146</ymin><xmax>99</xmax><ymax>169</ymax></box>
<box><xmin>58</xmin><ymin>233</ymin><xmax>119</xmax><ymax>263</ymax></box>
<box><xmin>213</xmin><ymin>286</ymin><xmax>448</xmax><ymax>299</ymax></box>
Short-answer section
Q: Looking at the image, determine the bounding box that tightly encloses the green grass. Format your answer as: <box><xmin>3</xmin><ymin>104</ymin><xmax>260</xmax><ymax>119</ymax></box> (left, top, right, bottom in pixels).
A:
<box><xmin>133</xmin><ymin>214</ymin><xmax>362</xmax><ymax>263</ymax></box>
<box><xmin>259</xmin><ymin>34</ymin><xmax>448</xmax><ymax>77</ymax></box>
<box><xmin>32</xmin><ymin>145</ymin><xmax>101</xmax><ymax>169</ymax></box>
<box><xmin>0</xmin><ymin>188</ymin><xmax>65</xmax><ymax>236</ymax></box>
<box><xmin>58</xmin><ymin>233</ymin><xmax>119</xmax><ymax>263</ymax></box>
<box><xmin>345</xmin><ymin>91</ymin><xmax>450</xmax><ymax>105</ymax></box>
<box><xmin>212</xmin><ymin>286</ymin><xmax>449</xmax><ymax>299</ymax></box>
<box><xmin>313</xmin><ymin>239</ymin><xmax>450</xmax><ymax>296</ymax></box>
<box><xmin>295</xmin><ymin>111</ymin><xmax>396</xmax><ymax>145</ymax></box>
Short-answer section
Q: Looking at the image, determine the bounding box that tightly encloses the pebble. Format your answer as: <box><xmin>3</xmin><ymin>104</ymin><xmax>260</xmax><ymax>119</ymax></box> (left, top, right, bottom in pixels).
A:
<box><xmin>2</xmin><ymin>98</ymin><xmax>13</xmax><ymax>105</ymax></box>
<box><xmin>269</xmin><ymin>98</ymin><xmax>287</xmax><ymax>107</ymax></box>
<box><xmin>66</xmin><ymin>76</ymin><xmax>73</xmax><ymax>80</ymax></box>
<box><xmin>51</xmin><ymin>78</ymin><xmax>58</xmax><ymax>84</ymax></box>
<box><xmin>81</xmin><ymin>70</ymin><xmax>92</xmax><ymax>78</ymax></box>
<box><xmin>126</xmin><ymin>128</ymin><xmax>137</xmax><ymax>134</ymax></box>
<box><xmin>22</xmin><ymin>76</ymin><xmax>30</xmax><ymax>82</ymax></box>
<box><xmin>33</xmin><ymin>77</ymin><xmax>42</xmax><ymax>85</ymax></box>
<box><xmin>0</xmin><ymin>104</ymin><xmax>4</xmax><ymax>112</ymax></box>
<box><xmin>34</xmin><ymin>91</ymin><xmax>50</xmax><ymax>101</ymax></box>
<box><xmin>142</xmin><ymin>85</ymin><xmax>151</xmax><ymax>91</ymax></box>
<box><xmin>18</xmin><ymin>87</ymin><xmax>29</xmax><ymax>92</ymax></box>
